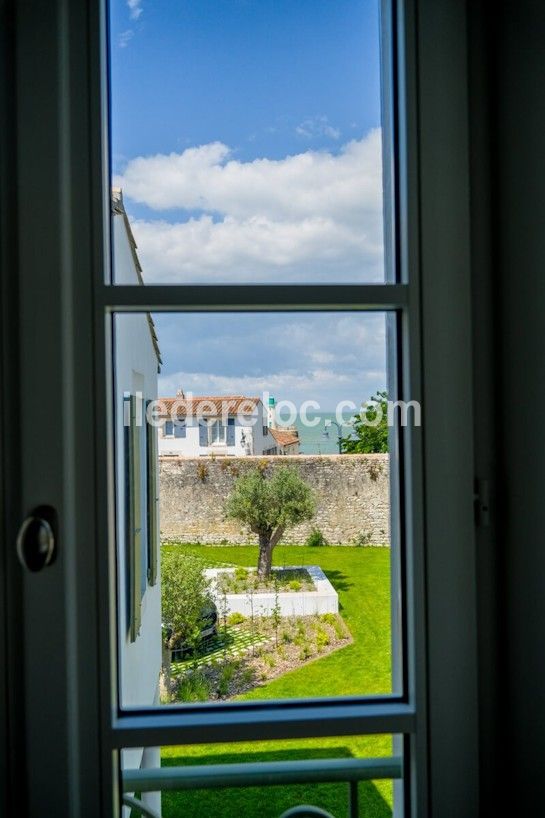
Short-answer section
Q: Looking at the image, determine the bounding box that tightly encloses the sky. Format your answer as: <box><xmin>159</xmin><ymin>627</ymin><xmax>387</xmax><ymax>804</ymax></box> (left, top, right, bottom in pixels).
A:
<box><xmin>109</xmin><ymin>0</ymin><xmax>388</xmax><ymax>411</ymax></box>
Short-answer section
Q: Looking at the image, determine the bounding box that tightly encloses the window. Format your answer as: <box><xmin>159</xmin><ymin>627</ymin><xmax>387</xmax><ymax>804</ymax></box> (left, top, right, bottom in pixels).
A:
<box><xmin>227</xmin><ymin>417</ymin><xmax>236</xmax><ymax>447</ymax></box>
<box><xmin>208</xmin><ymin>419</ymin><xmax>226</xmax><ymax>445</ymax></box>
<box><xmin>108</xmin><ymin>0</ymin><xmax>408</xmax><ymax>811</ymax></box>
<box><xmin>164</xmin><ymin>420</ymin><xmax>174</xmax><ymax>437</ymax></box>
<box><xmin>6</xmin><ymin>0</ymin><xmax>481</xmax><ymax>815</ymax></box>
<box><xmin>173</xmin><ymin>419</ymin><xmax>186</xmax><ymax>439</ymax></box>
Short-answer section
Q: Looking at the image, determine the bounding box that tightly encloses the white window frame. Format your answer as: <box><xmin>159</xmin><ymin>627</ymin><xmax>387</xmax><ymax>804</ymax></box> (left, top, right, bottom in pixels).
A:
<box><xmin>1</xmin><ymin>0</ymin><xmax>481</xmax><ymax>815</ymax></box>
<box><xmin>208</xmin><ymin>419</ymin><xmax>226</xmax><ymax>446</ymax></box>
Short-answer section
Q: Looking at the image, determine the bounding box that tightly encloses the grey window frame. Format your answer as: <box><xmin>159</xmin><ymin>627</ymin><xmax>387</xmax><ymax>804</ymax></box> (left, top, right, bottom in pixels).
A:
<box><xmin>1</xmin><ymin>0</ymin><xmax>480</xmax><ymax>816</ymax></box>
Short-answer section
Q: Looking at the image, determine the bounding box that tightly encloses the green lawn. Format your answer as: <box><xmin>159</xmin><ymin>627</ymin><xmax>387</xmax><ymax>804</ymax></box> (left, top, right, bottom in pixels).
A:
<box><xmin>160</xmin><ymin>544</ymin><xmax>393</xmax><ymax>818</ymax></box>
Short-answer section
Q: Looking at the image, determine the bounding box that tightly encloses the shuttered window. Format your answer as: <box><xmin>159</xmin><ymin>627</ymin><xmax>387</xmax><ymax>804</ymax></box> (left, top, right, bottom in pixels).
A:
<box><xmin>226</xmin><ymin>417</ymin><xmax>236</xmax><ymax>446</ymax></box>
<box><xmin>126</xmin><ymin>394</ymin><xmax>142</xmax><ymax>642</ymax></box>
<box><xmin>174</xmin><ymin>419</ymin><xmax>186</xmax><ymax>438</ymax></box>
<box><xmin>146</xmin><ymin>402</ymin><xmax>159</xmax><ymax>586</ymax></box>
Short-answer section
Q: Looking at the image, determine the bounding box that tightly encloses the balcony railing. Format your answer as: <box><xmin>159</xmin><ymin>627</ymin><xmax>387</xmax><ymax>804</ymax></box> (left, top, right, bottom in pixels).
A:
<box><xmin>122</xmin><ymin>755</ymin><xmax>402</xmax><ymax>818</ymax></box>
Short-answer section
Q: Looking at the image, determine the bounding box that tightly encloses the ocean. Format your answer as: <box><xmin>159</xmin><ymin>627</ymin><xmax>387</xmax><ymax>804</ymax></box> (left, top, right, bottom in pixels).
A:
<box><xmin>293</xmin><ymin>411</ymin><xmax>355</xmax><ymax>455</ymax></box>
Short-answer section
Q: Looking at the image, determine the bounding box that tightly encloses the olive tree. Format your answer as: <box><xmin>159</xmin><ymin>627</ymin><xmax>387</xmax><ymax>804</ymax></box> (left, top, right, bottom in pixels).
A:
<box><xmin>225</xmin><ymin>466</ymin><xmax>316</xmax><ymax>579</ymax></box>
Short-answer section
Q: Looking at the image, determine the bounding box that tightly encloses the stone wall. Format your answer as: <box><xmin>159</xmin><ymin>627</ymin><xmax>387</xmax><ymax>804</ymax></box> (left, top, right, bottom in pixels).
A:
<box><xmin>159</xmin><ymin>454</ymin><xmax>390</xmax><ymax>546</ymax></box>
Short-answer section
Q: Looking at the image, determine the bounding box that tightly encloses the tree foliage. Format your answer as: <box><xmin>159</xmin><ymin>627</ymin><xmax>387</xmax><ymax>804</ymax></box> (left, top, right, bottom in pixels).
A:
<box><xmin>341</xmin><ymin>390</ymin><xmax>389</xmax><ymax>454</ymax></box>
<box><xmin>225</xmin><ymin>466</ymin><xmax>315</xmax><ymax>577</ymax></box>
<box><xmin>161</xmin><ymin>551</ymin><xmax>212</xmax><ymax>650</ymax></box>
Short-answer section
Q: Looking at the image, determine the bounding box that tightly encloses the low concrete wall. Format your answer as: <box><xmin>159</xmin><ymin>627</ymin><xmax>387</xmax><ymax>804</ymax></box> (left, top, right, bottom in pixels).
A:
<box><xmin>160</xmin><ymin>453</ymin><xmax>390</xmax><ymax>545</ymax></box>
<box><xmin>205</xmin><ymin>566</ymin><xmax>339</xmax><ymax>617</ymax></box>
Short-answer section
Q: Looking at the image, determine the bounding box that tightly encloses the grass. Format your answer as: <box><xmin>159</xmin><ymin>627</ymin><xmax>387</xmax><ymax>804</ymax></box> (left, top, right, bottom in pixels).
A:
<box><xmin>160</xmin><ymin>544</ymin><xmax>393</xmax><ymax>818</ymax></box>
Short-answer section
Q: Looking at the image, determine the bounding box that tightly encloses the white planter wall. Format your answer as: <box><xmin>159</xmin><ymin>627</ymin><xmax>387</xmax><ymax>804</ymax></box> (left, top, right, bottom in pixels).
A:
<box><xmin>205</xmin><ymin>565</ymin><xmax>339</xmax><ymax>617</ymax></box>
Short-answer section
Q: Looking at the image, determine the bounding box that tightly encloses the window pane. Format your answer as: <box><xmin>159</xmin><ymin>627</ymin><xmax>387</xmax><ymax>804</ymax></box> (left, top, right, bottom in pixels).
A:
<box><xmin>112</xmin><ymin>311</ymin><xmax>410</xmax><ymax>708</ymax></box>
<box><xmin>119</xmin><ymin>735</ymin><xmax>402</xmax><ymax>818</ymax></box>
<box><xmin>108</xmin><ymin>0</ymin><xmax>387</xmax><ymax>284</ymax></box>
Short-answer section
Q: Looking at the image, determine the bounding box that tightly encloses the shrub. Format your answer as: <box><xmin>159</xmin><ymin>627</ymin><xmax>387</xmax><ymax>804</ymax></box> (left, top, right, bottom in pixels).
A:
<box><xmin>234</xmin><ymin>566</ymin><xmax>249</xmax><ymax>582</ymax></box>
<box><xmin>176</xmin><ymin>671</ymin><xmax>212</xmax><ymax>703</ymax></box>
<box><xmin>315</xmin><ymin>628</ymin><xmax>330</xmax><ymax>651</ymax></box>
<box><xmin>217</xmin><ymin>661</ymin><xmax>237</xmax><ymax>697</ymax></box>
<box><xmin>281</xmin><ymin>630</ymin><xmax>292</xmax><ymax>644</ymax></box>
<box><xmin>161</xmin><ymin>552</ymin><xmax>212</xmax><ymax>652</ymax></box>
<box><xmin>263</xmin><ymin>653</ymin><xmax>276</xmax><ymax>668</ymax></box>
<box><xmin>352</xmin><ymin>530</ymin><xmax>373</xmax><ymax>547</ymax></box>
<box><xmin>196</xmin><ymin>462</ymin><xmax>209</xmax><ymax>482</ymax></box>
<box><xmin>320</xmin><ymin>613</ymin><xmax>337</xmax><ymax>626</ymax></box>
<box><xmin>288</xmin><ymin>579</ymin><xmax>302</xmax><ymax>591</ymax></box>
<box><xmin>298</xmin><ymin>642</ymin><xmax>312</xmax><ymax>661</ymax></box>
<box><xmin>305</xmin><ymin>527</ymin><xmax>329</xmax><ymax>547</ymax></box>
<box><xmin>227</xmin><ymin>611</ymin><xmax>246</xmax><ymax>626</ymax></box>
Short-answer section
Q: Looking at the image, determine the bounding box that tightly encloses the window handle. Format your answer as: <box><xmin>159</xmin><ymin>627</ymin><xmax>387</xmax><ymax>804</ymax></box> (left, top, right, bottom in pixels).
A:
<box><xmin>16</xmin><ymin>505</ymin><xmax>57</xmax><ymax>572</ymax></box>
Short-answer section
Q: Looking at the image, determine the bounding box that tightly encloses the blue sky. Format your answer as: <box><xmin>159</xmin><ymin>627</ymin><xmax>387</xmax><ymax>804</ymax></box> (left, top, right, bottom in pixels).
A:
<box><xmin>110</xmin><ymin>0</ymin><xmax>381</xmax><ymax>171</ymax></box>
<box><xmin>110</xmin><ymin>0</ymin><xmax>387</xmax><ymax>410</ymax></box>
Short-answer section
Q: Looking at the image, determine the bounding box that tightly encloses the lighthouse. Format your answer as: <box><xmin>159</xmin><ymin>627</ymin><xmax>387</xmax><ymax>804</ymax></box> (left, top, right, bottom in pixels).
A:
<box><xmin>267</xmin><ymin>395</ymin><xmax>277</xmax><ymax>429</ymax></box>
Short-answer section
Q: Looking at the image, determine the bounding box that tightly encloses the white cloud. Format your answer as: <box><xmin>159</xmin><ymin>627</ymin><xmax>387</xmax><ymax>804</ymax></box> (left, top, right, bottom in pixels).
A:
<box><xmin>115</xmin><ymin>133</ymin><xmax>380</xmax><ymax>221</ymax></box>
<box><xmin>153</xmin><ymin>312</ymin><xmax>387</xmax><ymax>409</ymax></box>
<box><xmin>115</xmin><ymin>130</ymin><xmax>384</xmax><ymax>283</ymax></box>
<box><xmin>128</xmin><ymin>213</ymin><xmax>380</xmax><ymax>282</ymax></box>
<box><xmin>118</xmin><ymin>29</ymin><xmax>134</xmax><ymax>48</ymax></box>
<box><xmin>158</xmin><ymin>368</ymin><xmax>385</xmax><ymax>413</ymax></box>
<box><xmin>127</xmin><ymin>0</ymin><xmax>143</xmax><ymax>20</ymax></box>
<box><xmin>295</xmin><ymin>115</ymin><xmax>341</xmax><ymax>140</ymax></box>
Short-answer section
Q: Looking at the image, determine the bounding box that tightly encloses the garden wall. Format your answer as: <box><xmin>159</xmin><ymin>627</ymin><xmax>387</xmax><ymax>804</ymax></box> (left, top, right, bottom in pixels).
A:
<box><xmin>159</xmin><ymin>454</ymin><xmax>390</xmax><ymax>546</ymax></box>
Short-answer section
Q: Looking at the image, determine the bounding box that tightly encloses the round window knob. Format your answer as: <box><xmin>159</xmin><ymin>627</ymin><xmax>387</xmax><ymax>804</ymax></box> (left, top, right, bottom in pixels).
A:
<box><xmin>16</xmin><ymin>506</ymin><xmax>57</xmax><ymax>572</ymax></box>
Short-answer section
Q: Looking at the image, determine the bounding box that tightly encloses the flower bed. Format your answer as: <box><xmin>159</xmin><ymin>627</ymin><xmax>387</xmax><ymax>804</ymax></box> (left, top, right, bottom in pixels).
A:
<box><xmin>216</xmin><ymin>566</ymin><xmax>314</xmax><ymax>594</ymax></box>
<box><xmin>169</xmin><ymin>612</ymin><xmax>352</xmax><ymax>702</ymax></box>
<box><xmin>205</xmin><ymin>565</ymin><xmax>339</xmax><ymax>617</ymax></box>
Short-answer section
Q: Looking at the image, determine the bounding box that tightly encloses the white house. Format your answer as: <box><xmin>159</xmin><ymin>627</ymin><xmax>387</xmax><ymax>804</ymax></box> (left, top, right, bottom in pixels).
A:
<box><xmin>112</xmin><ymin>189</ymin><xmax>162</xmax><ymax>816</ymax></box>
<box><xmin>157</xmin><ymin>395</ymin><xmax>277</xmax><ymax>457</ymax></box>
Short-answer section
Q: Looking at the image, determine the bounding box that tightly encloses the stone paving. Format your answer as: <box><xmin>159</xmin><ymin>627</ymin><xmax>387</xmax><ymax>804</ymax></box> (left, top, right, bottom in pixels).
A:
<box><xmin>171</xmin><ymin>625</ymin><xmax>273</xmax><ymax>677</ymax></box>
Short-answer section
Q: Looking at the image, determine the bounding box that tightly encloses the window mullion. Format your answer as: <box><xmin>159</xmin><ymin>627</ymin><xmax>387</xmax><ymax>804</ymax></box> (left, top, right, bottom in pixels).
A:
<box><xmin>98</xmin><ymin>283</ymin><xmax>409</xmax><ymax>312</ymax></box>
<box><xmin>110</xmin><ymin>701</ymin><xmax>416</xmax><ymax>748</ymax></box>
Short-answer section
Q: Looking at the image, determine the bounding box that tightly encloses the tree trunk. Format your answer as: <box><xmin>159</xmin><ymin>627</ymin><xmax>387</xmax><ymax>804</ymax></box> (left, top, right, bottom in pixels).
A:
<box><xmin>160</xmin><ymin>644</ymin><xmax>173</xmax><ymax>702</ymax></box>
<box><xmin>269</xmin><ymin>525</ymin><xmax>285</xmax><ymax>550</ymax></box>
<box><xmin>257</xmin><ymin>532</ymin><xmax>273</xmax><ymax>579</ymax></box>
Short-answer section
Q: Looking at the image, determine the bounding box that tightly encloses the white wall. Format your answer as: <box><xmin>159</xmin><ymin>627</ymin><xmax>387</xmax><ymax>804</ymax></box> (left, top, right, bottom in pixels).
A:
<box><xmin>114</xmin><ymin>206</ymin><xmax>162</xmax><ymax>708</ymax></box>
<box><xmin>159</xmin><ymin>402</ymin><xmax>273</xmax><ymax>457</ymax></box>
<box><xmin>113</xmin><ymin>203</ymin><xmax>162</xmax><ymax>815</ymax></box>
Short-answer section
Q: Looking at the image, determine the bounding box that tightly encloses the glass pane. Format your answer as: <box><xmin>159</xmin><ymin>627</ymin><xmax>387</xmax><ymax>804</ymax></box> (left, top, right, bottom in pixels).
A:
<box><xmin>112</xmin><ymin>311</ymin><xmax>413</xmax><ymax>708</ymax></box>
<box><xmin>119</xmin><ymin>735</ymin><xmax>402</xmax><ymax>818</ymax></box>
<box><xmin>108</xmin><ymin>0</ymin><xmax>387</xmax><ymax>284</ymax></box>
